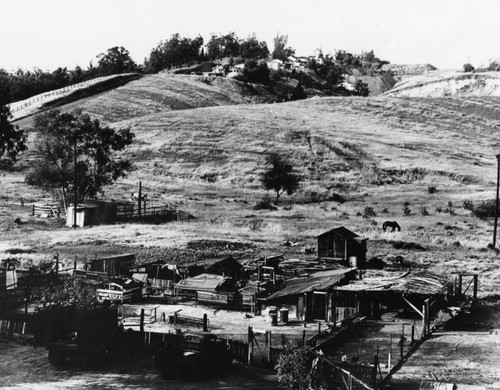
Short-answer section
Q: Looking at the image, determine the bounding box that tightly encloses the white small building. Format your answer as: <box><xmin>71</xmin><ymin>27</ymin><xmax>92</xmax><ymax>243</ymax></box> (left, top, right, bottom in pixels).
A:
<box><xmin>267</xmin><ymin>59</ymin><xmax>284</xmax><ymax>71</ymax></box>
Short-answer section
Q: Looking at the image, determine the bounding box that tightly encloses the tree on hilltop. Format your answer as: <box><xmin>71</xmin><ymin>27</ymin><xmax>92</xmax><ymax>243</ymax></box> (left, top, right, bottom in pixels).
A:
<box><xmin>0</xmin><ymin>105</ymin><xmax>27</xmax><ymax>168</ymax></box>
<box><xmin>145</xmin><ymin>34</ymin><xmax>204</xmax><ymax>73</ymax></box>
<box><xmin>239</xmin><ymin>33</ymin><xmax>269</xmax><ymax>59</ymax></box>
<box><xmin>97</xmin><ymin>46</ymin><xmax>138</xmax><ymax>75</ymax></box>
<box><xmin>26</xmin><ymin>109</ymin><xmax>134</xmax><ymax>207</ymax></box>
<box><xmin>463</xmin><ymin>63</ymin><xmax>475</xmax><ymax>73</ymax></box>
<box><xmin>261</xmin><ymin>153</ymin><xmax>301</xmax><ymax>205</ymax></box>
<box><xmin>206</xmin><ymin>32</ymin><xmax>240</xmax><ymax>60</ymax></box>
<box><xmin>272</xmin><ymin>34</ymin><xmax>295</xmax><ymax>61</ymax></box>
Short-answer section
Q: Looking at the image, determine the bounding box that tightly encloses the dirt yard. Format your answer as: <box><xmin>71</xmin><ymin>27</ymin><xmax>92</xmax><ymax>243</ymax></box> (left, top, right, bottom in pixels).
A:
<box><xmin>0</xmin><ymin>341</ymin><xmax>278</xmax><ymax>390</ymax></box>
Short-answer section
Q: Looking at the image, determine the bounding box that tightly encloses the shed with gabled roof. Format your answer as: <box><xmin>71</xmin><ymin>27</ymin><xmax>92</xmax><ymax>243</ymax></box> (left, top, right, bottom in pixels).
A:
<box><xmin>317</xmin><ymin>227</ymin><xmax>367</xmax><ymax>268</ymax></box>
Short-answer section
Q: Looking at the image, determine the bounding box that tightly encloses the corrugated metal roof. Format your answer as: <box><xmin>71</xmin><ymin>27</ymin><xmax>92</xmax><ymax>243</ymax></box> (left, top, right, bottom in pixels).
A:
<box><xmin>175</xmin><ymin>273</ymin><xmax>229</xmax><ymax>292</ymax></box>
<box><xmin>335</xmin><ymin>270</ymin><xmax>449</xmax><ymax>296</ymax></box>
<box><xmin>266</xmin><ymin>268</ymin><xmax>354</xmax><ymax>300</ymax></box>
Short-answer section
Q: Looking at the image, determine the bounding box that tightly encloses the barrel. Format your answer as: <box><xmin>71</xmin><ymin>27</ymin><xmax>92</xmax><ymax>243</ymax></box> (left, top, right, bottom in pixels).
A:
<box><xmin>348</xmin><ymin>256</ymin><xmax>357</xmax><ymax>267</ymax></box>
<box><xmin>269</xmin><ymin>309</ymin><xmax>278</xmax><ymax>326</ymax></box>
<box><xmin>279</xmin><ymin>308</ymin><xmax>289</xmax><ymax>324</ymax></box>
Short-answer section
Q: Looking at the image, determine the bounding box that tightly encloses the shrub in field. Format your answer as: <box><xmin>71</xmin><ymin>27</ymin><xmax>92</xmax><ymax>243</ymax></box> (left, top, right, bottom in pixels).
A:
<box><xmin>427</xmin><ymin>185</ymin><xmax>437</xmax><ymax>194</ymax></box>
<box><xmin>253</xmin><ymin>195</ymin><xmax>277</xmax><ymax>210</ymax></box>
<box><xmin>362</xmin><ymin>206</ymin><xmax>377</xmax><ymax>218</ymax></box>
<box><xmin>445</xmin><ymin>201</ymin><xmax>455</xmax><ymax>215</ymax></box>
<box><xmin>463</xmin><ymin>200</ymin><xmax>474</xmax><ymax>211</ymax></box>
<box><xmin>402</xmin><ymin>201</ymin><xmax>411</xmax><ymax>216</ymax></box>
<box><xmin>473</xmin><ymin>199</ymin><xmax>496</xmax><ymax>219</ymax></box>
<box><xmin>420</xmin><ymin>207</ymin><xmax>429</xmax><ymax>216</ymax></box>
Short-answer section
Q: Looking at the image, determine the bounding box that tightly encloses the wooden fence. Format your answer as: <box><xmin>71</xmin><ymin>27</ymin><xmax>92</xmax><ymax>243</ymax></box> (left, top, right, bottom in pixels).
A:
<box><xmin>0</xmin><ymin>313</ymin><xmax>33</xmax><ymax>342</ymax></box>
<box><xmin>115</xmin><ymin>203</ymin><xmax>192</xmax><ymax>222</ymax></box>
<box><xmin>32</xmin><ymin>203</ymin><xmax>61</xmax><ymax>218</ymax></box>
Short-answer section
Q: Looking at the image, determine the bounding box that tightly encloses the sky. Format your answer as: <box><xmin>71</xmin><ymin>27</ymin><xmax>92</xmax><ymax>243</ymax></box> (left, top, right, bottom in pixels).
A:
<box><xmin>1</xmin><ymin>0</ymin><xmax>499</xmax><ymax>72</ymax></box>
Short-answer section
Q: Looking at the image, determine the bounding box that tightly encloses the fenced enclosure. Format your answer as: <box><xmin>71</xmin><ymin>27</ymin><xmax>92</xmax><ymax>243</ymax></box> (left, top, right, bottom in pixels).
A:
<box><xmin>32</xmin><ymin>203</ymin><xmax>61</xmax><ymax>218</ymax></box>
<box><xmin>115</xmin><ymin>203</ymin><xmax>193</xmax><ymax>223</ymax></box>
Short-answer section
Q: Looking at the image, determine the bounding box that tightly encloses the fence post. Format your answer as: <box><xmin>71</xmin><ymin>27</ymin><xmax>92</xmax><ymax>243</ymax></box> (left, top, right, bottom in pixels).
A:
<box><xmin>247</xmin><ymin>326</ymin><xmax>253</xmax><ymax>365</ymax></box>
<box><xmin>32</xmin><ymin>204</ymin><xmax>35</xmax><ymax>216</ymax></box>
<box><xmin>388</xmin><ymin>334</ymin><xmax>392</xmax><ymax>372</ymax></box>
<box><xmin>140</xmin><ymin>309</ymin><xmax>145</xmax><ymax>335</ymax></box>
<box><xmin>302</xmin><ymin>329</ymin><xmax>306</xmax><ymax>346</ymax></box>
<box><xmin>422</xmin><ymin>303</ymin><xmax>427</xmax><ymax>335</ymax></box>
<box><xmin>372</xmin><ymin>355</ymin><xmax>378</xmax><ymax>386</ymax></box>
<box><xmin>426</xmin><ymin>299</ymin><xmax>431</xmax><ymax>333</ymax></box>
<box><xmin>411</xmin><ymin>324</ymin><xmax>415</xmax><ymax>343</ymax></box>
<box><xmin>473</xmin><ymin>275</ymin><xmax>478</xmax><ymax>300</ymax></box>
<box><xmin>265</xmin><ymin>331</ymin><xmax>270</xmax><ymax>363</ymax></box>
<box><xmin>203</xmin><ymin>314</ymin><xmax>208</xmax><ymax>332</ymax></box>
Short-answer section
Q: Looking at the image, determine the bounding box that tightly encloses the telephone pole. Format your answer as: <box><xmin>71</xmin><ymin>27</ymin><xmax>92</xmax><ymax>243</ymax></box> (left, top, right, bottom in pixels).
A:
<box><xmin>73</xmin><ymin>136</ymin><xmax>78</xmax><ymax>228</ymax></box>
<box><xmin>493</xmin><ymin>154</ymin><xmax>500</xmax><ymax>248</ymax></box>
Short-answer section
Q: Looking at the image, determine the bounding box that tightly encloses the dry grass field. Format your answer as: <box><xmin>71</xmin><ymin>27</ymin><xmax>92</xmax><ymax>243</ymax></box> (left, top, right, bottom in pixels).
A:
<box><xmin>3</xmin><ymin>75</ymin><xmax>500</xmax><ymax>294</ymax></box>
<box><xmin>2</xmin><ymin>73</ymin><xmax>500</xmax><ymax>387</ymax></box>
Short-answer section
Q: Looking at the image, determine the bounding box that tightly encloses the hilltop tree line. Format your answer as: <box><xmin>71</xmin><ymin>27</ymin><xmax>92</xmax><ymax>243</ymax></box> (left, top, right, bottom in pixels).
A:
<box><xmin>144</xmin><ymin>32</ymin><xmax>272</xmax><ymax>73</ymax></box>
<box><xmin>1</xmin><ymin>31</ymin><xmax>387</xmax><ymax>105</ymax></box>
<box><xmin>0</xmin><ymin>46</ymin><xmax>137</xmax><ymax>106</ymax></box>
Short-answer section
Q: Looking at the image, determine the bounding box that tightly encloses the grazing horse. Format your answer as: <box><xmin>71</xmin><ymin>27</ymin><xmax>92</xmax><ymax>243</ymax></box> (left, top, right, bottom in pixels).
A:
<box><xmin>383</xmin><ymin>221</ymin><xmax>401</xmax><ymax>232</ymax></box>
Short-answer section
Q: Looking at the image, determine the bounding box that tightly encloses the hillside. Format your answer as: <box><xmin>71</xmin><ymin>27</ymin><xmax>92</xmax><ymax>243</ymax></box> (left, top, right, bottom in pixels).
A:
<box><xmin>69</xmin><ymin>73</ymin><xmax>298</xmax><ymax>123</ymax></box>
<box><xmin>385</xmin><ymin>71</ymin><xmax>500</xmax><ymax>97</ymax></box>
<box><xmin>3</xmin><ymin>78</ymin><xmax>500</xmax><ymax>299</ymax></box>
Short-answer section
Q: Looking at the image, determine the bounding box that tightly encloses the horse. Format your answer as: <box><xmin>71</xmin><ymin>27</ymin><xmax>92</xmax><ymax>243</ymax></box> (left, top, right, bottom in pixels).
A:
<box><xmin>383</xmin><ymin>221</ymin><xmax>401</xmax><ymax>232</ymax></box>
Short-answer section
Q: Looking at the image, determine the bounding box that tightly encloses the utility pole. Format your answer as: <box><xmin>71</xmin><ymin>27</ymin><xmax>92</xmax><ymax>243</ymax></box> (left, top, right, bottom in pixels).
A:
<box><xmin>73</xmin><ymin>136</ymin><xmax>78</xmax><ymax>228</ymax></box>
<box><xmin>493</xmin><ymin>154</ymin><xmax>500</xmax><ymax>248</ymax></box>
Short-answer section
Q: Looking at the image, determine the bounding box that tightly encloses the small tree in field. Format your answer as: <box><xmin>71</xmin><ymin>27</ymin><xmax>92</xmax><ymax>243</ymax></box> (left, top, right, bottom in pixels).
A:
<box><xmin>261</xmin><ymin>153</ymin><xmax>300</xmax><ymax>205</ymax></box>
<box><xmin>26</xmin><ymin>109</ymin><xmax>134</xmax><ymax>207</ymax></box>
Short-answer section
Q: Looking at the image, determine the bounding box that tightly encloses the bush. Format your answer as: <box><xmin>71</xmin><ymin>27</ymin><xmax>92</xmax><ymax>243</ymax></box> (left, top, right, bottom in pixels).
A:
<box><xmin>427</xmin><ymin>185</ymin><xmax>437</xmax><ymax>194</ymax></box>
<box><xmin>253</xmin><ymin>195</ymin><xmax>277</xmax><ymax>210</ymax></box>
<box><xmin>243</xmin><ymin>59</ymin><xmax>270</xmax><ymax>84</ymax></box>
<box><xmin>420</xmin><ymin>207</ymin><xmax>429</xmax><ymax>216</ymax></box>
<box><xmin>463</xmin><ymin>200</ymin><xmax>474</xmax><ymax>211</ymax></box>
<box><xmin>362</xmin><ymin>206</ymin><xmax>377</xmax><ymax>218</ymax></box>
<box><xmin>473</xmin><ymin>199</ymin><xmax>497</xmax><ymax>219</ymax></box>
<box><xmin>402</xmin><ymin>201</ymin><xmax>411</xmax><ymax>216</ymax></box>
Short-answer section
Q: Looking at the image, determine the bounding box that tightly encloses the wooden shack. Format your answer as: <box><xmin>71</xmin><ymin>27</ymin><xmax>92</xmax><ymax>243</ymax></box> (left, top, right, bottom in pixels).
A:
<box><xmin>86</xmin><ymin>254</ymin><xmax>136</xmax><ymax>277</ymax></box>
<box><xmin>206</xmin><ymin>256</ymin><xmax>244</xmax><ymax>280</ymax></box>
<box><xmin>174</xmin><ymin>273</ymin><xmax>236</xmax><ymax>306</ymax></box>
<box><xmin>317</xmin><ymin>227</ymin><xmax>367</xmax><ymax>268</ymax></box>
<box><xmin>264</xmin><ymin>268</ymin><xmax>356</xmax><ymax>322</ymax></box>
<box><xmin>66</xmin><ymin>201</ymin><xmax>118</xmax><ymax>227</ymax></box>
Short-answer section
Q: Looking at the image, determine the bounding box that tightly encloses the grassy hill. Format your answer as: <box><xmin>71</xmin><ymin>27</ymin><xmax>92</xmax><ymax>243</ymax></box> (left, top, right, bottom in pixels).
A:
<box><xmin>3</xmin><ymin>75</ymin><xmax>500</xmax><ymax>296</ymax></box>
